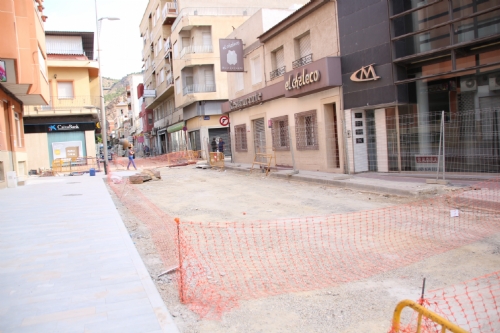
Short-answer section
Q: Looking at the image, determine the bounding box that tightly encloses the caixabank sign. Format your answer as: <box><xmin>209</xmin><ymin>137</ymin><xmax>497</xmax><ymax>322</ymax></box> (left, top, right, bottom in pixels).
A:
<box><xmin>24</xmin><ymin>122</ymin><xmax>96</xmax><ymax>134</ymax></box>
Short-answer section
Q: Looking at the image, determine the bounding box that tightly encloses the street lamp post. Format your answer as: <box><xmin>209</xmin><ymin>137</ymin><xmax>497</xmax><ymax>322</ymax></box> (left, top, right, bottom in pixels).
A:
<box><xmin>95</xmin><ymin>0</ymin><xmax>119</xmax><ymax>175</ymax></box>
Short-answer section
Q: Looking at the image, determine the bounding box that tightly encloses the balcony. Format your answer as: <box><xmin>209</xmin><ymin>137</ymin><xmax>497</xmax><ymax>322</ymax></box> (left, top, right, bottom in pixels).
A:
<box><xmin>172</xmin><ymin>7</ymin><xmax>260</xmax><ymax>31</ymax></box>
<box><xmin>179</xmin><ymin>44</ymin><xmax>213</xmax><ymax>59</ymax></box>
<box><xmin>292</xmin><ymin>54</ymin><xmax>313</xmax><ymax>69</ymax></box>
<box><xmin>162</xmin><ymin>2</ymin><xmax>178</xmax><ymax>25</ymax></box>
<box><xmin>24</xmin><ymin>95</ymin><xmax>100</xmax><ymax>117</ymax></box>
<box><xmin>183</xmin><ymin>84</ymin><xmax>216</xmax><ymax>95</ymax></box>
<box><xmin>164</xmin><ymin>37</ymin><xmax>172</xmax><ymax>53</ymax></box>
<box><xmin>270</xmin><ymin>66</ymin><xmax>286</xmax><ymax>80</ymax></box>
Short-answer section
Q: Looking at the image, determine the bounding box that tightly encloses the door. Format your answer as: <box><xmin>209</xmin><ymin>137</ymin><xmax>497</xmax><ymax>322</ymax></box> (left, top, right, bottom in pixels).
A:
<box><xmin>208</xmin><ymin>128</ymin><xmax>231</xmax><ymax>157</ymax></box>
<box><xmin>253</xmin><ymin>118</ymin><xmax>266</xmax><ymax>163</ymax></box>
<box><xmin>365</xmin><ymin>110</ymin><xmax>378</xmax><ymax>171</ymax></box>
<box><xmin>2</xmin><ymin>101</ymin><xmax>12</xmax><ymax>151</ymax></box>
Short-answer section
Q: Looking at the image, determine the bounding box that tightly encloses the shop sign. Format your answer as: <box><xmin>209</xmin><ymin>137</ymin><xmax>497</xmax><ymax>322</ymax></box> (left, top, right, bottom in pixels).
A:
<box><xmin>350</xmin><ymin>64</ymin><xmax>380</xmax><ymax>82</ymax></box>
<box><xmin>0</xmin><ymin>60</ymin><xmax>6</xmax><ymax>82</ymax></box>
<box><xmin>167</xmin><ymin>121</ymin><xmax>186</xmax><ymax>133</ymax></box>
<box><xmin>415</xmin><ymin>155</ymin><xmax>439</xmax><ymax>172</ymax></box>
<box><xmin>143</xmin><ymin>90</ymin><xmax>156</xmax><ymax>98</ymax></box>
<box><xmin>229</xmin><ymin>92</ymin><xmax>262</xmax><ymax>111</ymax></box>
<box><xmin>24</xmin><ymin>122</ymin><xmax>96</xmax><ymax>134</ymax></box>
<box><xmin>219</xmin><ymin>39</ymin><xmax>244</xmax><ymax>72</ymax></box>
<box><xmin>285</xmin><ymin>68</ymin><xmax>320</xmax><ymax>91</ymax></box>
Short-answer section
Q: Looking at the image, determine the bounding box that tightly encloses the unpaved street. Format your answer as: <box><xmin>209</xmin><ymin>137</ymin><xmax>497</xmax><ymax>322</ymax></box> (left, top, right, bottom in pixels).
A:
<box><xmin>108</xmin><ymin>166</ymin><xmax>500</xmax><ymax>333</ymax></box>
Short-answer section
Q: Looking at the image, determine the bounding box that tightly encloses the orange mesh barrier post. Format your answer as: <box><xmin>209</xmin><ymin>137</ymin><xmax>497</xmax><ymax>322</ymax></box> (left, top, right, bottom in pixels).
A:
<box><xmin>390</xmin><ymin>271</ymin><xmax>500</xmax><ymax>333</ymax></box>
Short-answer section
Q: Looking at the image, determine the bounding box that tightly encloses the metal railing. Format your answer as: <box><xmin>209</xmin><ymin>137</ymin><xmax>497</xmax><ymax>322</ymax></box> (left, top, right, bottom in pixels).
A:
<box><xmin>172</xmin><ymin>7</ymin><xmax>260</xmax><ymax>31</ymax></box>
<box><xmin>292</xmin><ymin>53</ymin><xmax>313</xmax><ymax>69</ymax></box>
<box><xmin>166</xmin><ymin>74</ymin><xmax>173</xmax><ymax>86</ymax></box>
<box><xmin>270</xmin><ymin>66</ymin><xmax>286</xmax><ymax>80</ymax></box>
<box><xmin>162</xmin><ymin>1</ymin><xmax>178</xmax><ymax>19</ymax></box>
<box><xmin>35</xmin><ymin>96</ymin><xmax>100</xmax><ymax>111</ymax></box>
<box><xmin>164</xmin><ymin>37</ymin><xmax>172</xmax><ymax>52</ymax></box>
<box><xmin>183</xmin><ymin>84</ymin><xmax>216</xmax><ymax>95</ymax></box>
<box><xmin>179</xmin><ymin>44</ymin><xmax>213</xmax><ymax>58</ymax></box>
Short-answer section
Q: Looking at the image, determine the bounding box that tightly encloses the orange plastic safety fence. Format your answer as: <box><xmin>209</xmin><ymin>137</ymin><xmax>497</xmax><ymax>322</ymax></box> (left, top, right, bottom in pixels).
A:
<box><xmin>390</xmin><ymin>271</ymin><xmax>500</xmax><ymax>333</ymax></box>
<box><xmin>109</xmin><ymin>150</ymin><xmax>203</xmax><ymax>170</ymax></box>
<box><xmin>107</xmin><ymin>169</ymin><xmax>500</xmax><ymax>320</ymax></box>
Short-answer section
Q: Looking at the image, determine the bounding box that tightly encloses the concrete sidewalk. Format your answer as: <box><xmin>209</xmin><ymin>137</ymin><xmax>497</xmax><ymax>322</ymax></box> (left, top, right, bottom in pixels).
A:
<box><xmin>0</xmin><ymin>174</ymin><xmax>179</xmax><ymax>333</ymax></box>
<box><xmin>223</xmin><ymin>162</ymin><xmax>493</xmax><ymax>197</ymax></box>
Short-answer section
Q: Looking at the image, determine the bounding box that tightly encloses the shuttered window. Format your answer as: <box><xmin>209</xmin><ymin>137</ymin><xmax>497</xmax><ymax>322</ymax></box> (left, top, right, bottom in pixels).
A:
<box><xmin>202</xmin><ymin>32</ymin><xmax>211</xmax><ymax>46</ymax></box>
<box><xmin>274</xmin><ymin>47</ymin><xmax>284</xmax><ymax>69</ymax></box>
<box><xmin>57</xmin><ymin>82</ymin><xmax>74</xmax><ymax>99</ymax></box>
<box><xmin>251</xmin><ymin>56</ymin><xmax>262</xmax><ymax>85</ymax></box>
<box><xmin>205</xmin><ymin>69</ymin><xmax>215</xmax><ymax>89</ymax></box>
<box><xmin>299</xmin><ymin>33</ymin><xmax>311</xmax><ymax>58</ymax></box>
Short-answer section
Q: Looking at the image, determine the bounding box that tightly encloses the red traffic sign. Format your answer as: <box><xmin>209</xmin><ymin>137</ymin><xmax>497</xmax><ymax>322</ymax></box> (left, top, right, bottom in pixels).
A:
<box><xmin>219</xmin><ymin>116</ymin><xmax>229</xmax><ymax>126</ymax></box>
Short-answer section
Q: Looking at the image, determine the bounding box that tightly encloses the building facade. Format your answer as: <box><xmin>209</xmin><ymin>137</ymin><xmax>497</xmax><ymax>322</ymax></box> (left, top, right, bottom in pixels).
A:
<box><xmin>339</xmin><ymin>0</ymin><xmax>500</xmax><ymax>174</ymax></box>
<box><xmin>0</xmin><ymin>0</ymin><xmax>50</xmax><ymax>188</ymax></box>
<box><xmin>23</xmin><ymin>31</ymin><xmax>100</xmax><ymax>171</ymax></box>
<box><xmin>223</xmin><ymin>1</ymin><xmax>345</xmax><ymax>173</ymax></box>
<box><xmin>139</xmin><ymin>0</ymin><xmax>308</xmax><ymax>156</ymax></box>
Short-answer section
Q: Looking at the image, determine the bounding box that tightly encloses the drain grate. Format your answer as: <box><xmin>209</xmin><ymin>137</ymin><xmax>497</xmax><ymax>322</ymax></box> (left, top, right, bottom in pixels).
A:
<box><xmin>63</xmin><ymin>194</ymin><xmax>83</xmax><ymax>196</ymax></box>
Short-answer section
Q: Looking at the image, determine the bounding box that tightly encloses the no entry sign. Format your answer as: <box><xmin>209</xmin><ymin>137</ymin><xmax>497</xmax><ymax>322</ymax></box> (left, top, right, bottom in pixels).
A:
<box><xmin>219</xmin><ymin>116</ymin><xmax>229</xmax><ymax>126</ymax></box>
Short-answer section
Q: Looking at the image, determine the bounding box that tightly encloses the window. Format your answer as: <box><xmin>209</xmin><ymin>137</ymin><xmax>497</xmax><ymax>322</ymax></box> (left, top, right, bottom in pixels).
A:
<box><xmin>204</xmin><ymin>69</ymin><xmax>215</xmax><ymax>91</ymax></box>
<box><xmin>57</xmin><ymin>81</ymin><xmax>74</xmax><ymax>99</ymax></box>
<box><xmin>235</xmin><ymin>72</ymin><xmax>244</xmax><ymax>92</ymax></box>
<box><xmin>175</xmin><ymin>77</ymin><xmax>180</xmax><ymax>94</ymax></box>
<box><xmin>298</xmin><ymin>33</ymin><xmax>311</xmax><ymax>58</ymax></box>
<box><xmin>148</xmin><ymin>113</ymin><xmax>153</xmax><ymax>125</ymax></box>
<box><xmin>234</xmin><ymin>124</ymin><xmax>248</xmax><ymax>152</ymax></box>
<box><xmin>251</xmin><ymin>56</ymin><xmax>262</xmax><ymax>85</ymax></box>
<box><xmin>152</xmin><ymin>9</ymin><xmax>157</xmax><ymax>27</ymax></box>
<box><xmin>272</xmin><ymin>47</ymin><xmax>285</xmax><ymax>70</ymax></box>
<box><xmin>14</xmin><ymin>112</ymin><xmax>22</xmax><ymax>148</ymax></box>
<box><xmin>173</xmin><ymin>41</ymin><xmax>178</xmax><ymax>59</ymax></box>
<box><xmin>158</xmin><ymin>37</ymin><xmax>163</xmax><ymax>54</ymax></box>
<box><xmin>184</xmin><ymin>75</ymin><xmax>193</xmax><ymax>94</ymax></box>
<box><xmin>295</xmin><ymin>110</ymin><xmax>318</xmax><ymax>150</ymax></box>
<box><xmin>202</xmin><ymin>31</ymin><xmax>212</xmax><ymax>52</ymax></box>
<box><xmin>160</xmin><ymin>67</ymin><xmax>165</xmax><ymax>83</ymax></box>
<box><xmin>271</xmin><ymin>116</ymin><xmax>289</xmax><ymax>151</ymax></box>
<box><xmin>38</xmin><ymin>46</ymin><xmax>47</xmax><ymax>79</ymax></box>
<box><xmin>156</xmin><ymin>6</ymin><xmax>160</xmax><ymax>23</ymax></box>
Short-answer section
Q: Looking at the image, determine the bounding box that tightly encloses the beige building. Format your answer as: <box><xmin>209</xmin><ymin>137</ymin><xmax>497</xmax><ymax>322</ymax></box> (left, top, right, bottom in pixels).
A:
<box><xmin>23</xmin><ymin>31</ymin><xmax>100</xmax><ymax>172</ymax></box>
<box><xmin>223</xmin><ymin>0</ymin><xmax>345</xmax><ymax>173</ymax></box>
<box><xmin>138</xmin><ymin>0</ymin><xmax>308</xmax><ymax>156</ymax></box>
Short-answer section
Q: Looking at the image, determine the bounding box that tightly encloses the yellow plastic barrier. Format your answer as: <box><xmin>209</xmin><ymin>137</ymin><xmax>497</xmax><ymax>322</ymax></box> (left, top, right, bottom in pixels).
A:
<box><xmin>391</xmin><ymin>299</ymin><xmax>468</xmax><ymax>333</ymax></box>
<box><xmin>51</xmin><ymin>157</ymin><xmax>99</xmax><ymax>174</ymax></box>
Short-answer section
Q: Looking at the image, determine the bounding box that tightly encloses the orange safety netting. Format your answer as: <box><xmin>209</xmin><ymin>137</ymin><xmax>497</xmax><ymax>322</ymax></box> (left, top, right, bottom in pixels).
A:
<box><xmin>109</xmin><ymin>150</ymin><xmax>203</xmax><ymax>170</ymax></box>
<box><xmin>107</xmin><ymin>169</ymin><xmax>500</xmax><ymax>320</ymax></box>
<box><xmin>391</xmin><ymin>271</ymin><xmax>500</xmax><ymax>333</ymax></box>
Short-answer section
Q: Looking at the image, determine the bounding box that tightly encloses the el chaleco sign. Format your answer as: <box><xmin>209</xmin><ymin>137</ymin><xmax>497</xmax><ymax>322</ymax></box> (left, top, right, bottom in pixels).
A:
<box><xmin>285</xmin><ymin>68</ymin><xmax>320</xmax><ymax>91</ymax></box>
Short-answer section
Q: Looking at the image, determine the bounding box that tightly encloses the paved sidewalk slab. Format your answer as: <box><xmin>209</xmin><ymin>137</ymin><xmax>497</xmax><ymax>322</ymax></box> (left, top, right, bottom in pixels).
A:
<box><xmin>0</xmin><ymin>174</ymin><xmax>179</xmax><ymax>333</ymax></box>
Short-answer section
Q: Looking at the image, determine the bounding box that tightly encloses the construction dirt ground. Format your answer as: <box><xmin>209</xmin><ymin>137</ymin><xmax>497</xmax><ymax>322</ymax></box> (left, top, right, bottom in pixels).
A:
<box><xmin>107</xmin><ymin>166</ymin><xmax>500</xmax><ymax>333</ymax></box>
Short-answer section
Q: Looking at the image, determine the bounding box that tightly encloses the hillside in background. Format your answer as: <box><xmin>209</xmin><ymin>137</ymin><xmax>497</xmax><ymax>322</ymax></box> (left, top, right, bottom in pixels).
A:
<box><xmin>104</xmin><ymin>72</ymin><xmax>143</xmax><ymax>120</ymax></box>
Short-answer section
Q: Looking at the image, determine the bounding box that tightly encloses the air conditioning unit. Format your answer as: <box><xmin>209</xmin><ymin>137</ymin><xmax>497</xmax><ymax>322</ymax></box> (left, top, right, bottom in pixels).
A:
<box><xmin>489</xmin><ymin>75</ymin><xmax>500</xmax><ymax>91</ymax></box>
<box><xmin>460</xmin><ymin>77</ymin><xmax>477</xmax><ymax>92</ymax></box>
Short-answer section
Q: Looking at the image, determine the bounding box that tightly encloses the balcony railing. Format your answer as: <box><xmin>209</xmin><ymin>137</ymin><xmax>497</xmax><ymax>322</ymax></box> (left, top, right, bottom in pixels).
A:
<box><xmin>162</xmin><ymin>2</ymin><xmax>178</xmax><ymax>20</ymax></box>
<box><xmin>292</xmin><ymin>53</ymin><xmax>313</xmax><ymax>69</ymax></box>
<box><xmin>183</xmin><ymin>84</ymin><xmax>216</xmax><ymax>95</ymax></box>
<box><xmin>164</xmin><ymin>37</ymin><xmax>172</xmax><ymax>52</ymax></box>
<box><xmin>166</xmin><ymin>74</ymin><xmax>173</xmax><ymax>86</ymax></box>
<box><xmin>25</xmin><ymin>96</ymin><xmax>100</xmax><ymax>116</ymax></box>
<box><xmin>270</xmin><ymin>66</ymin><xmax>286</xmax><ymax>80</ymax></box>
<box><xmin>179</xmin><ymin>44</ymin><xmax>213</xmax><ymax>58</ymax></box>
<box><xmin>172</xmin><ymin>7</ymin><xmax>260</xmax><ymax>31</ymax></box>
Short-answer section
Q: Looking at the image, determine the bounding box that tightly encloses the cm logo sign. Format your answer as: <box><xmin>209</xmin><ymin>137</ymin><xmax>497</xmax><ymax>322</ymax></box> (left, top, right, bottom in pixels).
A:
<box><xmin>350</xmin><ymin>64</ymin><xmax>380</xmax><ymax>82</ymax></box>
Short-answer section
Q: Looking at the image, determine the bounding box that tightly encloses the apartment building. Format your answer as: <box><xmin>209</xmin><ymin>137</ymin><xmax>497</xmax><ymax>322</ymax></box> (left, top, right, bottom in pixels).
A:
<box><xmin>223</xmin><ymin>1</ymin><xmax>345</xmax><ymax>173</ymax></box>
<box><xmin>139</xmin><ymin>0</ymin><xmax>308</xmax><ymax>155</ymax></box>
<box><xmin>338</xmin><ymin>0</ymin><xmax>500</xmax><ymax>174</ymax></box>
<box><xmin>126</xmin><ymin>74</ymin><xmax>144</xmax><ymax>149</ymax></box>
<box><xmin>23</xmin><ymin>31</ymin><xmax>100</xmax><ymax>171</ymax></box>
<box><xmin>0</xmin><ymin>0</ymin><xmax>49</xmax><ymax>188</ymax></box>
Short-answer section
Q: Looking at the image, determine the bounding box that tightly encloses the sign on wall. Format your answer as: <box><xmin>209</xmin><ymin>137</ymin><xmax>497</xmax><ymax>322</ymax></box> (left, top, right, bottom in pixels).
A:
<box><xmin>0</xmin><ymin>60</ymin><xmax>6</xmax><ymax>82</ymax></box>
<box><xmin>52</xmin><ymin>141</ymin><xmax>83</xmax><ymax>159</ymax></box>
<box><xmin>350</xmin><ymin>64</ymin><xmax>380</xmax><ymax>82</ymax></box>
<box><xmin>219</xmin><ymin>39</ymin><xmax>244</xmax><ymax>72</ymax></box>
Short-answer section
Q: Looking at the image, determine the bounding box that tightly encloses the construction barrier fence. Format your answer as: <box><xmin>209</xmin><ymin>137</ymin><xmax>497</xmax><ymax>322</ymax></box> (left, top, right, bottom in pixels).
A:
<box><xmin>51</xmin><ymin>156</ymin><xmax>99</xmax><ymax>174</ymax></box>
<box><xmin>107</xmin><ymin>167</ymin><xmax>500</xmax><ymax>325</ymax></box>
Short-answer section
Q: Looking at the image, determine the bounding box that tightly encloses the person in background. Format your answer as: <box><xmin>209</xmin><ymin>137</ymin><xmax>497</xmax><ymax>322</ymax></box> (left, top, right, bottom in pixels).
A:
<box><xmin>211</xmin><ymin>138</ymin><xmax>217</xmax><ymax>152</ymax></box>
<box><xmin>143</xmin><ymin>145</ymin><xmax>150</xmax><ymax>157</ymax></box>
<box><xmin>126</xmin><ymin>146</ymin><xmax>137</xmax><ymax>170</ymax></box>
<box><xmin>218</xmin><ymin>137</ymin><xmax>225</xmax><ymax>154</ymax></box>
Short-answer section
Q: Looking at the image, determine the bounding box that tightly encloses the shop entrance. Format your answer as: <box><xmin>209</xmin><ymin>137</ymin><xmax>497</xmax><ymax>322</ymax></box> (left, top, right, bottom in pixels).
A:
<box><xmin>253</xmin><ymin>118</ymin><xmax>266</xmax><ymax>163</ymax></box>
<box><xmin>365</xmin><ymin>110</ymin><xmax>378</xmax><ymax>171</ymax></box>
<box><xmin>208</xmin><ymin>128</ymin><xmax>231</xmax><ymax>157</ymax></box>
<box><xmin>324</xmin><ymin>103</ymin><xmax>340</xmax><ymax>168</ymax></box>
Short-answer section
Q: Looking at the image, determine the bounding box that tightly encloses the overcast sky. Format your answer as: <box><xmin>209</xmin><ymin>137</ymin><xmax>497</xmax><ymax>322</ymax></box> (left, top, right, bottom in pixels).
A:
<box><xmin>44</xmin><ymin>0</ymin><xmax>148</xmax><ymax>79</ymax></box>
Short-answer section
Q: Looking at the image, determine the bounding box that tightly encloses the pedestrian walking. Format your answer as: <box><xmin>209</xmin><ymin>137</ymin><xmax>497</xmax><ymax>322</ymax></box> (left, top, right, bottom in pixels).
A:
<box><xmin>211</xmin><ymin>138</ymin><xmax>217</xmax><ymax>152</ymax></box>
<box><xmin>218</xmin><ymin>137</ymin><xmax>224</xmax><ymax>154</ymax></box>
<box><xmin>126</xmin><ymin>146</ymin><xmax>137</xmax><ymax>170</ymax></box>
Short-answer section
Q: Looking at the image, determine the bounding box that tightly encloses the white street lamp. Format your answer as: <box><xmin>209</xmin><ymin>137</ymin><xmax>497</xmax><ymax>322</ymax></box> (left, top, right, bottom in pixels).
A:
<box><xmin>95</xmin><ymin>0</ymin><xmax>119</xmax><ymax>174</ymax></box>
